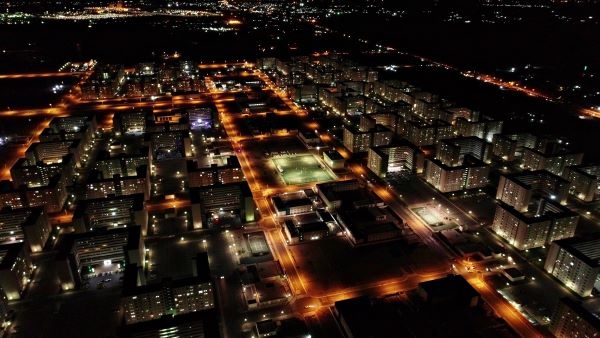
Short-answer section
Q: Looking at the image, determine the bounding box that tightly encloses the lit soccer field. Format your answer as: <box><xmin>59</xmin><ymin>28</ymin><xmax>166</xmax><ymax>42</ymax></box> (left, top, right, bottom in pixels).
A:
<box><xmin>272</xmin><ymin>154</ymin><xmax>336</xmax><ymax>185</ymax></box>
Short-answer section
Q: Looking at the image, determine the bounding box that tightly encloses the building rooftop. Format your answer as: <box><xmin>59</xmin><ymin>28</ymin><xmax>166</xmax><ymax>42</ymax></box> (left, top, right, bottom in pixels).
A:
<box><xmin>559</xmin><ymin>297</ymin><xmax>600</xmax><ymax>332</ymax></box>
<box><xmin>553</xmin><ymin>233</ymin><xmax>600</xmax><ymax>268</ymax></box>
<box><xmin>0</xmin><ymin>242</ymin><xmax>25</xmax><ymax>271</ymax></box>
<box><xmin>324</xmin><ymin>149</ymin><xmax>344</xmax><ymax>161</ymax></box>
<box><xmin>418</xmin><ymin>274</ymin><xmax>479</xmax><ymax>306</ymax></box>
<box><xmin>118</xmin><ymin>309</ymin><xmax>220</xmax><ymax>338</ymax></box>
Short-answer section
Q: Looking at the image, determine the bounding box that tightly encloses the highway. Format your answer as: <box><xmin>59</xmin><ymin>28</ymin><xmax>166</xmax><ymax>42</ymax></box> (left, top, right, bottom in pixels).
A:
<box><xmin>0</xmin><ymin>72</ymin><xmax>86</xmax><ymax>79</ymax></box>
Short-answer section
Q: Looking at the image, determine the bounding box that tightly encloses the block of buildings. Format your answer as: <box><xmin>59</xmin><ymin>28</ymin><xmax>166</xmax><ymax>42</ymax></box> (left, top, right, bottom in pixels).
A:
<box><xmin>94</xmin><ymin>148</ymin><xmax>150</xmax><ymax>180</ymax></box>
<box><xmin>367</xmin><ymin>140</ymin><xmax>425</xmax><ymax>177</ymax></box>
<box><xmin>282</xmin><ymin>220</ymin><xmax>329</xmax><ymax>245</ymax></box>
<box><xmin>83</xmin><ymin>165</ymin><xmax>149</xmax><ymax>200</ymax></box>
<box><xmin>436</xmin><ymin>137</ymin><xmax>490</xmax><ymax>167</ymax></box>
<box><xmin>121</xmin><ymin>252</ymin><xmax>214</xmax><ymax>325</ymax></box>
<box><xmin>239</xmin><ymin>260</ymin><xmax>290</xmax><ymax>309</ymax></box>
<box><xmin>55</xmin><ymin>226</ymin><xmax>144</xmax><ymax>290</ymax></box>
<box><xmin>491</xmin><ymin>133</ymin><xmax>537</xmax><ymax>162</ymax></box>
<box><xmin>10</xmin><ymin>154</ymin><xmax>75</xmax><ymax>189</ymax></box>
<box><xmin>72</xmin><ymin>193</ymin><xmax>147</xmax><ymax>235</ymax></box>
<box><xmin>522</xmin><ymin>147</ymin><xmax>583</xmax><ymax>176</ymax></box>
<box><xmin>492</xmin><ymin>199</ymin><xmax>578</xmax><ymax>250</ymax></box>
<box><xmin>147</xmin><ymin>130</ymin><xmax>193</xmax><ymax>161</ymax></box>
<box><xmin>0</xmin><ymin>207</ymin><xmax>50</xmax><ymax>253</ymax></box>
<box><xmin>550</xmin><ymin>298</ymin><xmax>600</xmax><ymax>338</ymax></box>
<box><xmin>496</xmin><ymin>170</ymin><xmax>569</xmax><ymax>212</ymax></box>
<box><xmin>425</xmin><ymin>155</ymin><xmax>489</xmax><ymax>193</ymax></box>
<box><xmin>343</xmin><ymin>124</ymin><xmax>392</xmax><ymax>154</ymax></box>
<box><xmin>454</xmin><ymin>116</ymin><xmax>503</xmax><ymax>142</ymax></box>
<box><xmin>187</xmin><ymin>156</ymin><xmax>244</xmax><ymax>188</ymax></box>
<box><xmin>297</xmin><ymin>129</ymin><xmax>321</xmax><ymax>147</ymax></box>
<box><xmin>25</xmin><ymin>139</ymin><xmax>83</xmax><ymax>168</ymax></box>
<box><xmin>0</xmin><ymin>176</ymin><xmax>67</xmax><ymax>214</ymax></box>
<box><xmin>118</xmin><ymin>310</ymin><xmax>220</xmax><ymax>338</ymax></box>
<box><xmin>0</xmin><ymin>242</ymin><xmax>32</xmax><ymax>300</ymax></box>
<box><xmin>40</xmin><ymin>115</ymin><xmax>97</xmax><ymax>153</ymax></box>
<box><xmin>189</xmin><ymin>182</ymin><xmax>255</xmax><ymax>229</ymax></box>
<box><xmin>545</xmin><ymin>234</ymin><xmax>600</xmax><ymax>297</ymax></box>
<box><xmin>564</xmin><ymin>164</ymin><xmax>600</xmax><ymax>202</ymax></box>
<box><xmin>113</xmin><ymin>110</ymin><xmax>150</xmax><ymax>135</ymax></box>
<box><xmin>405</xmin><ymin>119</ymin><xmax>453</xmax><ymax>147</ymax></box>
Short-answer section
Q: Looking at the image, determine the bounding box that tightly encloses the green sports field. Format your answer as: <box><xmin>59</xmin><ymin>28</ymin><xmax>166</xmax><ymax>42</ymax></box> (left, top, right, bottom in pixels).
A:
<box><xmin>272</xmin><ymin>154</ymin><xmax>336</xmax><ymax>185</ymax></box>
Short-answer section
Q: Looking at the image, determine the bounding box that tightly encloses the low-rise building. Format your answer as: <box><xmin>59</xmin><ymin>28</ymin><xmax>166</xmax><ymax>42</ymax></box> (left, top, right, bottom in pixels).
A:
<box><xmin>323</xmin><ymin>150</ymin><xmax>345</xmax><ymax>170</ymax></box>
<box><xmin>316</xmin><ymin>179</ymin><xmax>371</xmax><ymax>210</ymax></box>
<box><xmin>336</xmin><ymin>207</ymin><xmax>403</xmax><ymax>246</ymax></box>
<box><xmin>282</xmin><ymin>219</ymin><xmax>329</xmax><ymax>245</ymax></box>
<box><xmin>271</xmin><ymin>191</ymin><xmax>313</xmax><ymax>216</ymax></box>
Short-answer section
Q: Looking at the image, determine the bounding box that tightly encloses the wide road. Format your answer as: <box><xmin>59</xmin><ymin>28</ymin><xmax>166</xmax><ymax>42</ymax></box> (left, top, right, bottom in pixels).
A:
<box><xmin>0</xmin><ymin>72</ymin><xmax>85</xmax><ymax>79</ymax></box>
<box><xmin>465</xmin><ymin>274</ymin><xmax>545</xmax><ymax>338</ymax></box>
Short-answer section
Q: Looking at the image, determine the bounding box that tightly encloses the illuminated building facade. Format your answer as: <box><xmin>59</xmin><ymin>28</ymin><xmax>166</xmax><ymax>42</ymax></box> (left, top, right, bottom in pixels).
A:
<box><xmin>122</xmin><ymin>252</ymin><xmax>214</xmax><ymax>324</ymax></box>
<box><xmin>55</xmin><ymin>226</ymin><xmax>145</xmax><ymax>290</ymax></box>
<box><xmin>25</xmin><ymin>139</ymin><xmax>83</xmax><ymax>168</ymax></box>
<box><xmin>189</xmin><ymin>182</ymin><xmax>255</xmax><ymax>229</ymax></box>
<box><xmin>405</xmin><ymin>119</ymin><xmax>453</xmax><ymax>147</ymax></box>
<box><xmin>496</xmin><ymin>170</ymin><xmax>569</xmax><ymax>212</ymax></box>
<box><xmin>0</xmin><ymin>242</ymin><xmax>32</xmax><ymax>300</ymax></box>
<box><xmin>0</xmin><ymin>207</ymin><xmax>50</xmax><ymax>253</ymax></box>
<box><xmin>187</xmin><ymin>156</ymin><xmax>244</xmax><ymax>188</ymax></box>
<box><xmin>343</xmin><ymin>125</ymin><xmax>393</xmax><ymax>154</ymax></box>
<box><xmin>545</xmin><ymin>234</ymin><xmax>600</xmax><ymax>297</ymax></box>
<box><xmin>72</xmin><ymin>193</ymin><xmax>147</xmax><ymax>235</ymax></box>
<box><xmin>564</xmin><ymin>164</ymin><xmax>600</xmax><ymax>202</ymax></box>
<box><xmin>522</xmin><ymin>147</ymin><xmax>583</xmax><ymax>176</ymax></box>
<box><xmin>425</xmin><ymin>155</ymin><xmax>489</xmax><ymax>193</ymax></box>
<box><xmin>94</xmin><ymin>149</ymin><xmax>150</xmax><ymax>180</ymax></box>
<box><xmin>550</xmin><ymin>298</ymin><xmax>600</xmax><ymax>338</ymax></box>
<box><xmin>10</xmin><ymin>154</ymin><xmax>74</xmax><ymax>189</ymax></box>
<box><xmin>367</xmin><ymin>141</ymin><xmax>425</xmax><ymax>177</ymax></box>
<box><xmin>492</xmin><ymin>199</ymin><xmax>578</xmax><ymax>250</ymax></box>
<box><xmin>113</xmin><ymin>110</ymin><xmax>150</xmax><ymax>135</ymax></box>
<box><xmin>83</xmin><ymin>165</ymin><xmax>149</xmax><ymax>200</ymax></box>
